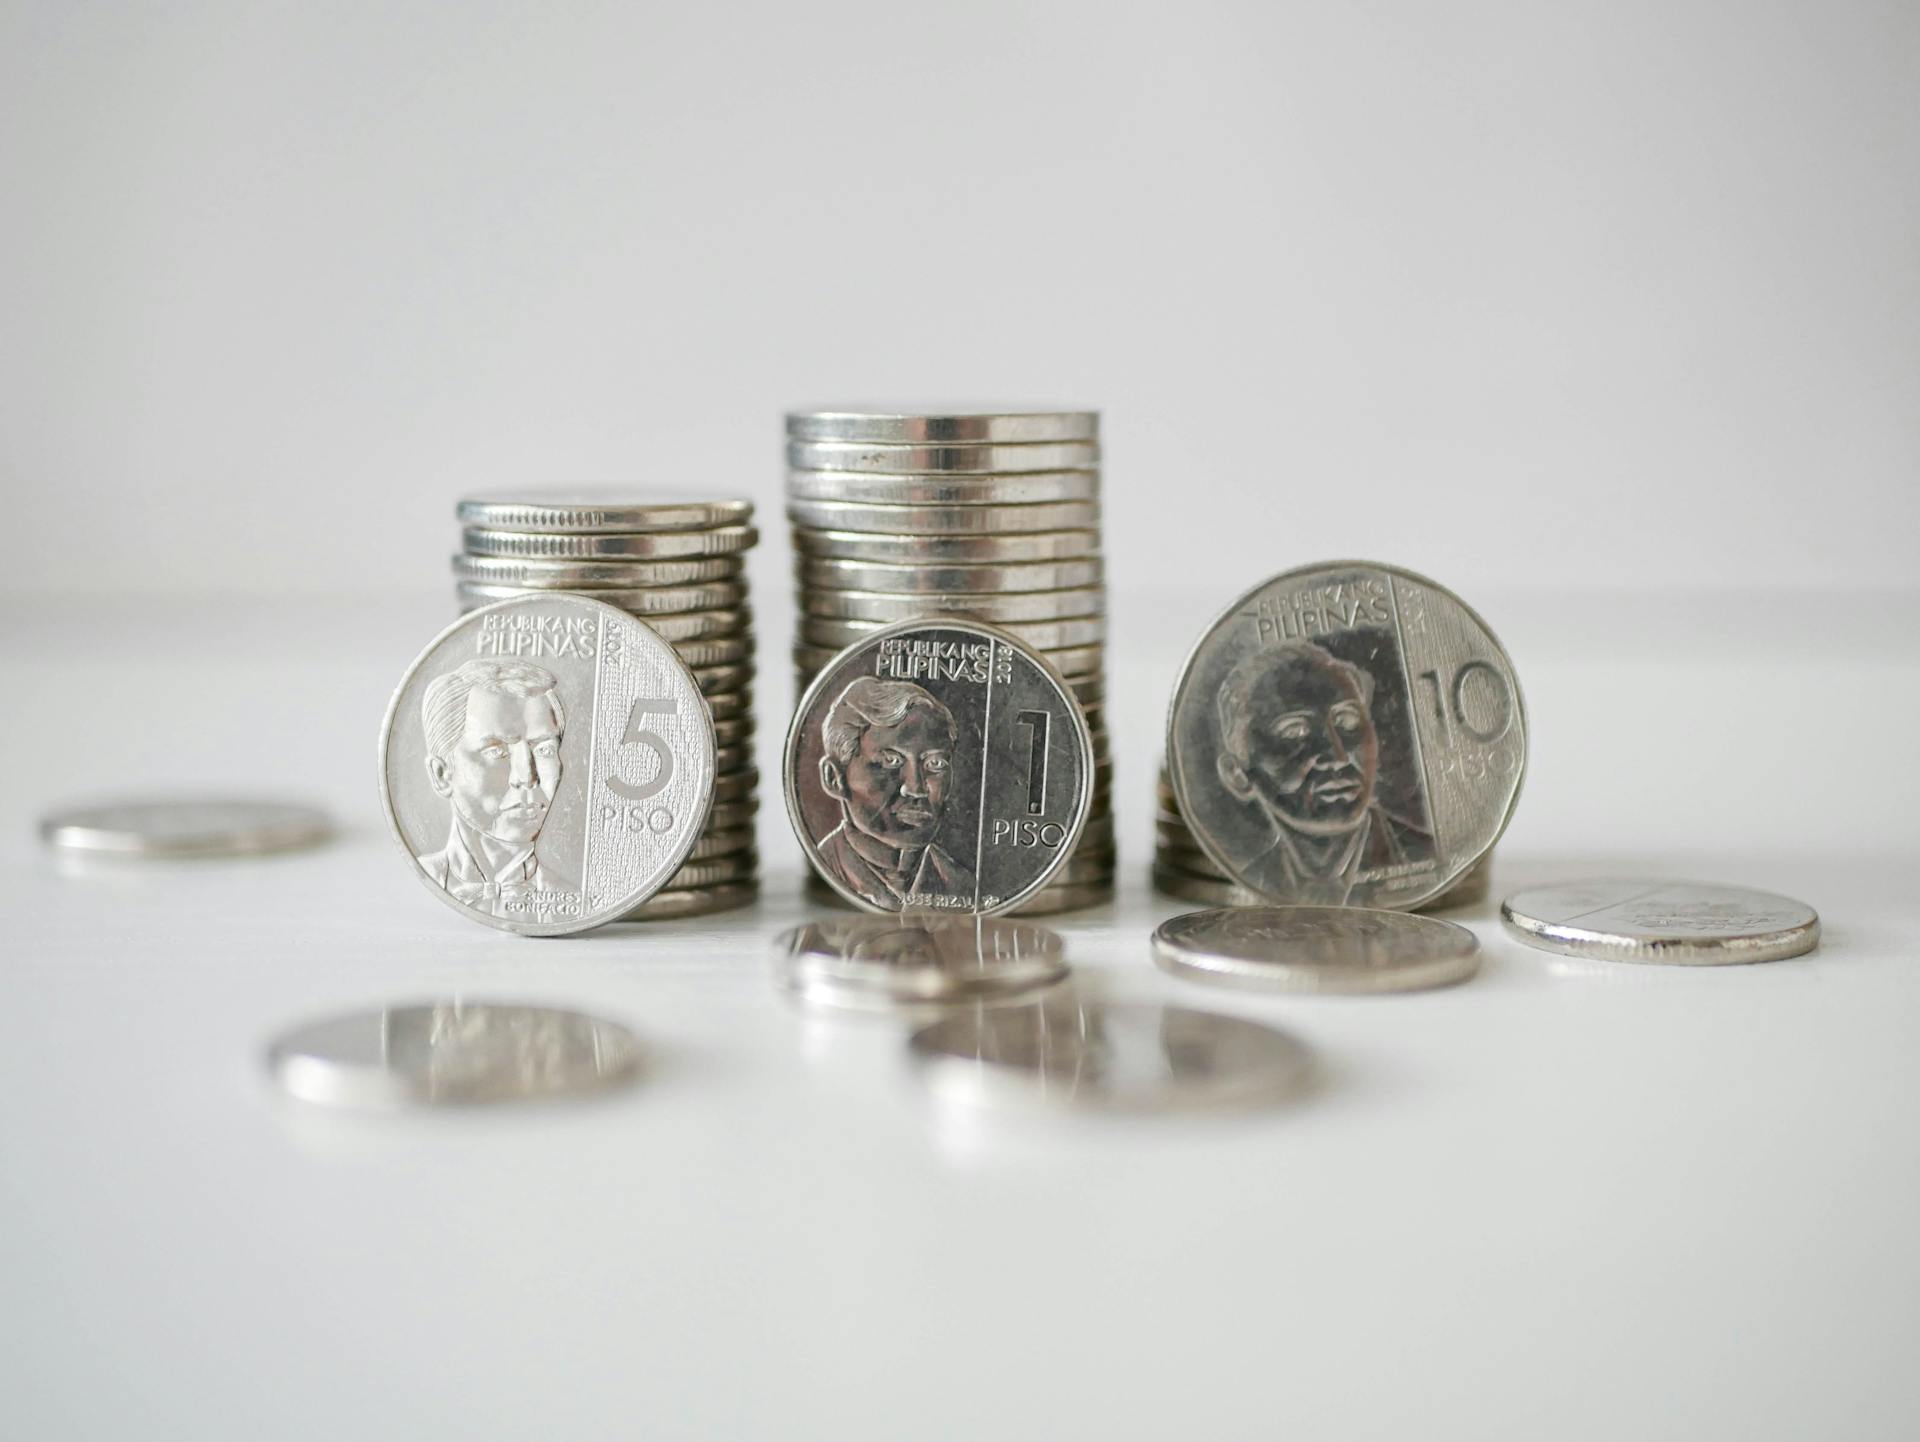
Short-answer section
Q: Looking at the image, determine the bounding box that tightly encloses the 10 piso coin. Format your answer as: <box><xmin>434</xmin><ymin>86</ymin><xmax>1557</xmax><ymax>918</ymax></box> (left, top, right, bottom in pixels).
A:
<box><xmin>784</xmin><ymin>618</ymin><xmax>1095</xmax><ymax>916</ymax></box>
<box><xmin>1167</xmin><ymin>560</ymin><xmax>1526</xmax><ymax>912</ymax></box>
<box><xmin>378</xmin><ymin>593</ymin><xmax>717</xmax><ymax>936</ymax></box>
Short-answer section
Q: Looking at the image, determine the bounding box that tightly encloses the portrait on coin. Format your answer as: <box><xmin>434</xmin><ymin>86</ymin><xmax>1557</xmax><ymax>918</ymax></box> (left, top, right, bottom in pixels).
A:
<box><xmin>813</xmin><ymin>676</ymin><xmax>976</xmax><ymax>909</ymax></box>
<box><xmin>1213</xmin><ymin>638</ymin><xmax>1433</xmax><ymax>904</ymax></box>
<box><xmin>414</xmin><ymin>658</ymin><xmax>577</xmax><ymax>917</ymax></box>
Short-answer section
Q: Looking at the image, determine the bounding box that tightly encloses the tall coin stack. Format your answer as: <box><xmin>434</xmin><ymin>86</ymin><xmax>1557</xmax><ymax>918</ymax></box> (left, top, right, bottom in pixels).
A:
<box><xmin>452</xmin><ymin>492</ymin><xmax>762</xmax><ymax>919</ymax></box>
<box><xmin>785</xmin><ymin>408</ymin><xmax>1114</xmax><ymax>916</ymax></box>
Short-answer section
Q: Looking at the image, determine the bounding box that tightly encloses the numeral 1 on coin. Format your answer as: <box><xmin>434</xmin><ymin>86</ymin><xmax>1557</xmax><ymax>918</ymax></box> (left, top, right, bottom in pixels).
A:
<box><xmin>608</xmin><ymin>696</ymin><xmax>678</xmax><ymax>801</ymax></box>
<box><xmin>1016</xmin><ymin>710</ymin><xmax>1049</xmax><ymax>815</ymax></box>
<box><xmin>1418</xmin><ymin>662</ymin><xmax>1514</xmax><ymax>745</ymax></box>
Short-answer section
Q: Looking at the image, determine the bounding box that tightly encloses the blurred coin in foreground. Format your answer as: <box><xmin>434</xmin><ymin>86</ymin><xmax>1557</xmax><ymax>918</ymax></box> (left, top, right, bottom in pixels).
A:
<box><xmin>268</xmin><ymin>1001</ymin><xmax>641</xmax><ymax>1108</ymax></box>
<box><xmin>909</xmin><ymin>999</ymin><xmax>1311</xmax><ymax>1113</ymax></box>
<box><xmin>1500</xmin><ymin>880</ymin><xmax>1819</xmax><ymax>965</ymax></box>
<box><xmin>774</xmin><ymin>915</ymin><xmax>1068</xmax><ymax>1012</ymax></box>
<box><xmin>39</xmin><ymin>797</ymin><xmax>333</xmax><ymax>858</ymax></box>
<box><xmin>1153</xmin><ymin>906</ymin><xmax>1480</xmax><ymax>994</ymax></box>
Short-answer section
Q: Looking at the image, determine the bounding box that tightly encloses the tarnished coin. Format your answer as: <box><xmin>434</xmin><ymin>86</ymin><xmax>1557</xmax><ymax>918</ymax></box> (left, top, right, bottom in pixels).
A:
<box><xmin>787</xmin><ymin>407</ymin><xmax>1099</xmax><ymax>444</ymax></box>
<box><xmin>788</xmin><ymin>440</ymin><xmax>1099</xmax><ymax>474</ymax></box>
<box><xmin>454</xmin><ymin>579</ymin><xmax>746</xmax><ymax>615</ymax></box>
<box><xmin>1167</xmin><ymin>561</ymin><xmax>1525</xmax><ymax>912</ymax></box>
<box><xmin>909</xmin><ymin>999</ymin><xmax>1311</xmax><ymax>1113</ymax></box>
<box><xmin>1153</xmin><ymin>906</ymin><xmax>1480</xmax><ymax>993</ymax></box>
<box><xmin>787</xmin><ymin>470</ymin><xmax>1099</xmax><ymax>506</ymax></box>
<box><xmin>801</xmin><ymin>586</ymin><xmax>1105</xmax><ymax>624</ymax></box>
<box><xmin>456</xmin><ymin>492</ymin><xmax>753</xmax><ymax>534</ymax></box>
<box><xmin>785</xmin><ymin>619</ymin><xmax>1095</xmax><ymax>915</ymax></box>
<box><xmin>800</xmin><ymin>612</ymin><xmax>1105</xmax><ymax>652</ymax></box>
<box><xmin>267</xmin><ymin>1001</ymin><xmax>642</xmax><ymax>1108</ymax></box>
<box><xmin>1500</xmin><ymin>880</ymin><xmax>1820</xmax><ymax>965</ymax></box>
<box><xmin>462</xmin><ymin>525</ymin><xmax>757</xmax><ymax>560</ymax></box>
<box><xmin>787</xmin><ymin>499</ymin><xmax>1099</xmax><ymax>536</ymax></box>
<box><xmin>619</xmin><ymin>879</ymin><xmax>758</xmax><ymax>920</ymax></box>
<box><xmin>796</xmin><ymin>554</ymin><xmax>1103</xmax><ymax>594</ymax></box>
<box><xmin>452</xmin><ymin>554</ymin><xmax>746</xmax><ymax>589</ymax></box>
<box><xmin>773</xmin><ymin>915</ymin><xmax>1069</xmax><ymax>1011</ymax></box>
<box><xmin>378</xmin><ymin>593</ymin><xmax>716</xmax><ymax>936</ymax></box>
<box><xmin>38</xmin><ymin>797</ymin><xmax>333</xmax><ymax>858</ymax></box>
<box><xmin>792</xmin><ymin>527</ymin><xmax>1101</xmax><ymax>565</ymax></box>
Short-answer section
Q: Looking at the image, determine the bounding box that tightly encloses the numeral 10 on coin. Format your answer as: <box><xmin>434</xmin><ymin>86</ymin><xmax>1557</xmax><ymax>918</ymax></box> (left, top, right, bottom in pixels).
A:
<box><xmin>1417</xmin><ymin>662</ymin><xmax>1514</xmax><ymax>745</ymax></box>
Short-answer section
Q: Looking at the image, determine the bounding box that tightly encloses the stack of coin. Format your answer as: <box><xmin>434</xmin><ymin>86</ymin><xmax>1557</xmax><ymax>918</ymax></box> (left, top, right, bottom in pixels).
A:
<box><xmin>451</xmin><ymin>491</ymin><xmax>761</xmax><ymax>919</ymax></box>
<box><xmin>786</xmin><ymin>408</ymin><xmax>1113</xmax><ymax>915</ymax></box>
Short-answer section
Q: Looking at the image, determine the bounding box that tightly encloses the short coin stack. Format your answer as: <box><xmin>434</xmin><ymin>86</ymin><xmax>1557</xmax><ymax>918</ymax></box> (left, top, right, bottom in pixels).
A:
<box><xmin>453</xmin><ymin>491</ymin><xmax>761</xmax><ymax>919</ymax></box>
<box><xmin>786</xmin><ymin>408</ymin><xmax>1114</xmax><ymax>915</ymax></box>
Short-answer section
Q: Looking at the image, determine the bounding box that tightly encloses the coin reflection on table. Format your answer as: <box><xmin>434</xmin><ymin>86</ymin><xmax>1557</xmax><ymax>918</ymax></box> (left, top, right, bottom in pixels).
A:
<box><xmin>266</xmin><ymin>1001</ymin><xmax>643</xmax><ymax>1108</ymax></box>
<box><xmin>908</xmin><ymin>997</ymin><xmax>1312</xmax><ymax>1113</ymax></box>
<box><xmin>773</xmin><ymin>915</ymin><xmax>1069</xmax><ymax>1014</ymax></box>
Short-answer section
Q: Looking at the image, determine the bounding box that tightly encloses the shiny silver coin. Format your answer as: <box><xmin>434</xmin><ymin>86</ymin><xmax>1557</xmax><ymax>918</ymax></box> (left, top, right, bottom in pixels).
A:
<box><xmin>788</xmin><ymin>440</ymin><xmax>1099</xmax><ymax>474</ymax></box>
<box><xmin>1500</xmin><ymin>880</ymin><xmax>1820</xmax><ymax>965</ymax></box>
<box><xmin>267</xmin><ymin>1001</ymin><xmax>642</xmax><ymax>1108</ymax></box>
<box><xmin>793</xmin><ymin>527</ymin><xmax>1101</xmax><ymax>565</ymax></box>
<box><xmin>378</xmin><ymin>594</ymin><xmax>716</xmax><ymax>936</ymax></box>
<box><xmin>787</xmin><ymin>407</ymin><xmax>1099</xmax><ymax>445</ymax></box>
<box><xmin>799</xmin><ymin>612</ymin><xmax>1105</xmax><ymax>653</ymax></box>
<box><xmin>787</xmin><ymin>469</ymin><xmax>1099</xmax><ymax>506</ymax></box>
<box><xmin>787</xmin><ymin>498</ymin><xmax>1099</xmax><ymax>536</ymax></box>
<box><xmin>671</xmin><ymin>635</ymin><xmax>754</xmax><ymax>669</ymax></box>
<box><xmin>799</xmin><ymin>586</ymin><xmax>1105</xmax><ymax>625</ymax></box>
<box><xmin>1151</xmin><ymin>862</ymin><xmax>1265</xmax><ymax>908</ymax></box>
<box><xmin>684</xmin><ymin>825</ymin><xmax>755</xmax><ymax>860</ymax></box>
<box><xmin>664</xmin><ymin>849</ymin><xmax>758</xmax><ymax>888</ymax></box>
<box><xmin>457</xmin><ymin>590</ymin><xmax>753</xmax><ymax>641</ymax></box>
<box><xmin>796</xmin><ymin>554</ymin><xmax>1103</xmax><ymax>594</ymax></box>
<box><xmin>785</xmin><ymin>618</ymin><xmax>1096</xmax><ymax>916</ymax></box>
<box><xmin>910</xmin><ymin>998</ymin><xmax>1311</xmax><ymax>1113</ymax></box>
<box><xmin>452</xmin><ymin>554</ymin><xmax>746</xmax><ymax>589</ymax></box>
<box><xmin>38</xmin><ymin>797</ymin><xmax>333</xmax><ymax>858</ymax></box>
<box><xmin>1167</xmin><ymin>560</ymin><xmax>1526</xmax><ymax>912</ymax></box>
<box><xmin>455</xmin><ymin>579</ymin><xmax>747</xmax><ymax>615</ymax></box>
<box><xmin>462</xmin><ymin>525</ymin><xmax>757</xmax><ymax>560</ymax></box>
<box><xmin>792</xmin><ymin>640</ymin><xmax>1103</xmax><ymax>684</ymax></box>
<box><xmin>1153</xmin><ymin>906</ymin><xmax>1480</xmax><ymax>994</ymax></box>
<box><xmin>456</xmin><ymin>492</ymin><xmax>753</xmax><ymax>534</ymax></box>
<box><xmin>619</xmin><ymin>879</ymin><xmax>758</xmax><ymax>920</ymax></box>
<box><xmin>773</xmin><ymin>915</ymin><xmax>1068</xmax><ymax>1010</ymax></box>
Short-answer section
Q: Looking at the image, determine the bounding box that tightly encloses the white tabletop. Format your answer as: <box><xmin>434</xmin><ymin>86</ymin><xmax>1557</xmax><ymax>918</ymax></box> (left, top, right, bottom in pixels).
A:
<box><xmin>4</xmin><ymin>587</ymin><xmax>1916</xmax><ymax>1440</ymax></box>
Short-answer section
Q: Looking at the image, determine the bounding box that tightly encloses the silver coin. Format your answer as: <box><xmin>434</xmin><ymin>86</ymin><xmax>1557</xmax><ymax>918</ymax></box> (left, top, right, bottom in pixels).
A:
<box><xmin>787</xmin><ymin>469</ymin><xmax>1099</xmax><ymax>506</ymax></box>
<box><xmin>1005</xmin><ymin>879</ymin><xmax>1115</xmax><ymax>916</ymax></box>
<box><xmin>792</xmin><ymin>527</ymin><xmax>1101</xmax><ymax>565</ymax></box>
<box><xmin>785</xmin><ymin>618</ymin><xmax>1096</xmax><ymax>916</ymax></box>
<box><xmin>1500</xmin><ymin>880</ymin><xmax>1820</xmax><ymax>965</ymax></box>
<box><xmin>1153</xmin><ymin>906</ymin><xmax>1480</xmax><ymax>994</ymax></box>
<box><xmin>799</xmin><ymin>586</ymin><xmax>1105</xmax><ymax>625</ymax></box>
<box><xmin>1167</xmin><ymin>560</ymin><xmax>1526</xmax><ymax>912</ymax></box>
<box><xmin>690</xmin><ymin>661</ymin><xmax>755</xmax><ymax>697</ymax></box>
<box><xmin>267</xmin><ymin>1001</ymin><xmax>642</xmax><ymax>1108</ymax></box>
<box><xmin>910</xmin><ymin>999</ymin><xmax>1311</xmax><ymax>1112</ymax></box>
<box><xmin>1151</xmin><ymin>863</ymin><xmax>1266</xmax><ymax>908</ymax></box>
<box><xmin>457</xmin><ymin>589</ymin><xmax>753</xmax><ymax>639</ymax></box>
<box><xmin>699</xmin><ymin>799</ymin><xmax>759</xmax><ymax>831</ymax></box>
<box><xmin>452</xmin><ymin>554</ymin><xmax>746</xmax><ymax>589</ymax></box>
<box><xmin>463</xmin><ymin>525</ymin><xmax>757</xmax><ymax>560</ymax></box>
<box><xmin>793</xmin><ymin>665</ymin><xmax>1105</xmax><ymax>713</ymax></box>
<box><xmin>799</xmin><ymin>612</ymin><xmax>1105</xmax><ymax>652</ymax></box>
<box><xmin>377</xmin><ymin>593</ymin><xmax>717</xmax><ymax>936</ymax></box>
<box><xmin>684</xmin><ymin>825</ymin><xmax>755</xmax><ymax>860</ymax></box>
<box><xmin>773</xmin><ymin>915</ymin><xmax>1068</xmax><ymax>1010</ymax></box>
<box><xmin>796</xmin><ymin>554</ymin><xmax>1103</xmax><ymax>594</ymax></box>
<box><xmin>709</xmin><ymin>768</ymin><xmax>760</xmax><ymax>802</ymax></box>
<box><xmin>670</xmin><ymin>635</ymin><xmax>755</xmax><ymax>668</ymax></box>
<box><xmin>38</xmin><ymin>797</ymin><xmax>333</xmax><ymax>858</ymax></box>
<box><xmin>787</xmin><ymin>407</ymin><xmax>1099</xmax><ymax>444</ymax></box>
<box><xmin>619</xmin><ymin>879</ymin><xmax>758</xmax><ymax>920</ymax></box>
<box><xmin>665</xmin><ymin>850</ymin><xmax>758</xmax><ymax>888</ymax></box>
<box><xmin>792</xmin><ymin>639</ymin><xmax>1103</xmax><ymax>684</ymax></box>
<box><xmin>455</xmin><ymin>579</ymin><xmax>747</xmax><ymax>614</ymax></box>
<box><xmin>456</xmin><ymin>492</ymin><xmax>753</xmax><ymax>534</ymax></box>
<box><xmin>707</xmin><ymin>714</ymin><xmax>754</xmax><ymax>747</ymax></box>
<box><xmin>788</xmin><ymin>440</ymin><xmax>1099</xmax><ymax>474</ymax></box>
<box><xmin>788</xmin><ymin>498</ymin><xmax>1099</xmax><ymax>536</ymax></box>
<box><xmin>701</xmin><ymin>689</ymin><xmax>753</xmax><ymax>722</ymax></box>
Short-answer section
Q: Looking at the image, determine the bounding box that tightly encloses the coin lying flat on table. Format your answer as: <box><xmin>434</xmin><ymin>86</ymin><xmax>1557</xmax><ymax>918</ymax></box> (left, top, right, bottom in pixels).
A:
<box><xmin>1500</xmin><ymin>880</ymin><xmax>1820</xmax><ymax>965</ymax></box>
<box><xmin>1168</xmin><ymin>560</ymin><xmax>1526</xmax><ymax>912</ymax></box>
<box><xmin>788</xmin><ymin>440</ymin><xmax>1100</xmax><ymax>474</ymax></box>
<box><xmin>785</xmin><ymin>618</ymin><xmax>1095</xmax><ymax>915</ymax></box>
<box><xmin>773</xmin><ymin>915</ymin><xmax>1069</xmax><ymax>1012</ymax></box>
<box><xmin>1153</xmin><ymin>906</ymin><xmax>1481</xmax><ymax>993</ymax></box>
<box><xmin>792</xmin><ymin>527</ymin><xmax>1103</xmax><ymax>565</ymax></box>
<box><xmin>909</xmin><ymin>999</ymin><xmax>1312</xmax><ymax>1113</ymax></box>
<box><xmin>787</xmin><ymin>470</ymin><xmax>1101</xmax><ymax>506</ymax></box>
<box><xmin>787</xmin><ymin>407</ymin><xmax>1100</xmax><ymax>445</ymax></box>
<box><xmin>456</xmin><ymin>492</ymin><xmax>753</xmax><ymax>534</ymax></box>
<box><xmin>267</xmin><ymin>1001</ymin><xmax>642</xmax><ymax>1108</ymax></box>
<box><xmin>378</xmin><ymin>593</ymin><xmax>716</xmax><ymax>936</ymax></box>
<box><xmin>38</xmin><ymin>797</ymin><xmax>334</xmax><ymax>858</ymax></box>
<box><xmin>462</xmin><ymin>525</ymin><xmax>758</xmax><ymax>560</ymax></box>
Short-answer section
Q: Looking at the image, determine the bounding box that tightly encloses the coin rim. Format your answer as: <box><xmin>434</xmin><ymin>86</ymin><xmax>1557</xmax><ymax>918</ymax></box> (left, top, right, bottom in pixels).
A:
<box><xmin>1151</xmin><ymin>905</ymin><xmax>1481</xmax><ymax>994</ymax></box>
<box><xmin>1498</xmin><ymin>880</ymin><xmax>1821</xmax><ymax>965</ymax></box>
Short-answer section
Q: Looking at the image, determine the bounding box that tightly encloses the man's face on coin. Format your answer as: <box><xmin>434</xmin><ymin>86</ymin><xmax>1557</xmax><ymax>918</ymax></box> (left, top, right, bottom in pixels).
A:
<box><xmin>829</xmin><ymin>708</ymin><xmax>952</xmax><ymax>849</ymax></box>
<box><xmin>1226</xmin><ymin>651</ymin><xmax>1377</xmax><ymax>835</ymax></box>
<box><xmin>433</xmin><ymin>688</ymin><xmax>564</xmax><ymax>847</ymax></box>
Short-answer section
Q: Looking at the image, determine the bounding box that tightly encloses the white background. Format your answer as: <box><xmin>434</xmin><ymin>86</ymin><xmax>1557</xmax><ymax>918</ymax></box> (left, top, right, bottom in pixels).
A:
<box><xmin>4</xmin><ymin>4</ymin><xmax>1919</xmax><ymax>1439</ymax></box>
